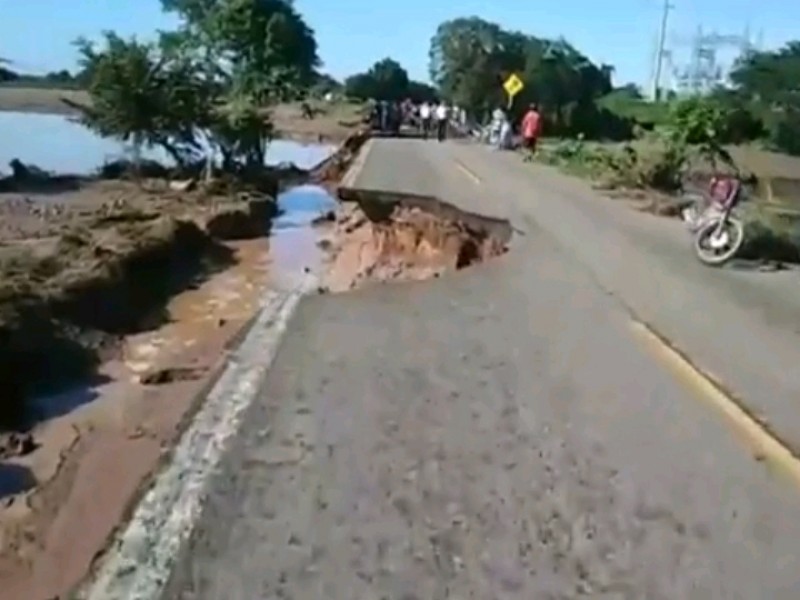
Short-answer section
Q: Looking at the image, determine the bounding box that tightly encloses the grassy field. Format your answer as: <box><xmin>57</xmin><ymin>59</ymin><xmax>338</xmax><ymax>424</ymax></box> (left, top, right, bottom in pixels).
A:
<box><xmin>540</xmin><ymin>137</ymin><xmax>800</xmax><ymax>204</ymax></box>
<box><xmin>537</xmin><ymin>137</ymin><xmax>800</xmax><ymax>262</ymax></box>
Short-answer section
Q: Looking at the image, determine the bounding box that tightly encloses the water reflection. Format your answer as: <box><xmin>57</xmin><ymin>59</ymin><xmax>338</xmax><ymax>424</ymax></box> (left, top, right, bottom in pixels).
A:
<box><xmin>270</xmin><ymin>184</ymin><xmax>336</xmax><ymax>285</ymax></box>
<box><xmin>0</xmin><ymin>463</ymin><xmax>36</xmax><ymax>499</ymax></box>
<box><xmin>0</xmin><ymin>112</ymin><xmax>335</xmax><ymax>175</ymax></box>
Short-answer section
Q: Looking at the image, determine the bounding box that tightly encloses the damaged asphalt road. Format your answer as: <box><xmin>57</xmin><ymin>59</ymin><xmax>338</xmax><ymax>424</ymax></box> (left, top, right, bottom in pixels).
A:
<box><xmin>160</xmin><ymin>139</ymin><xmax>800</xmax><ymax>599</ymax></box>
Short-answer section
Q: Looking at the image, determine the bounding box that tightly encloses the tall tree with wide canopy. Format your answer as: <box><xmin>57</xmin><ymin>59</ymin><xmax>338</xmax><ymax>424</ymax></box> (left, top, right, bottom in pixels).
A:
<box><xmin>73</xmin><ymin>0</ymin><xmax>321</xmax><ymax>169</ymax></box>
<box><xmin>428</xmin><ymin>17</ymin><xmax>614</xmax><ymax>134</ymax></box>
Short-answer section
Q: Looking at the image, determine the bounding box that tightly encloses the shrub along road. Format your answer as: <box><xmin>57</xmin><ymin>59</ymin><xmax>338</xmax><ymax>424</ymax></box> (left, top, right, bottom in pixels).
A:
<box><xmin>165</xmin><ymin>138</ymin><xmax>800</xmax><ymax>599</ymax></box>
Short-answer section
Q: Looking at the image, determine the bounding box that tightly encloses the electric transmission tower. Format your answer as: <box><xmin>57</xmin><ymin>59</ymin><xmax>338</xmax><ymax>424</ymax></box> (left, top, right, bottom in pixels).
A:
<box><xmin>670</xmin><ymin>26</ymin><xmax>759</xmax><ymax>95</ymax></box>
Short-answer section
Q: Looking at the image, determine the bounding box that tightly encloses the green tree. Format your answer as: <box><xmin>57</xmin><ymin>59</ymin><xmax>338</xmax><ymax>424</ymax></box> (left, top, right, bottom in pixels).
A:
<box><xmin>429</xmin><ymin>17</ymin><xmax>526</xmax><ymax>117</ymax></box>
<box><xmin>164</xmin><ymin>0</ymin><xmax>319</xmax><ymax>166</ymax></box>
<box><xmin>45</xmin><ymin>70</ymin><xmax>74</xmax><ymax>83</ymax></box>
<box><xmin>311</xmin><ymin>72</ymin><xmax>342</xmax><ymax>96</ymax></box>
<box><xmin>73</xmin><ymin>33</ymin><xmax>208</xmax><ymax>167</ymax></box>
<box><xmin>0</xmin><ymin>57</ymin><xmax>18</xmax><ymax>82</ymax></box>
<box><xmin>428</xmin><ymin>17</ymin><xmax>614</xmax><ymax>134</ymax></box>
<box><xmin>730</xmin><ymin>42</ymin><xmax>800</xmax><ymax>155</ymax></box>
<box><xmin>407</xmin><ymin>80</ymin><xmax>437</xmax><ymax>103</ymax></box>
<box><xmin>73</xmin><ymin>0</ymin><xmax>320</xmax><ymax>172</ymax></box>
<box><xmin>345</xmin><ymin>58</ymin><xmax>410</xmax><ymax>101</ymax></box>
<box><xmin>515</xmin><ymin>37</ymin><xmax>613</xmax><ymax>134</ymax></box>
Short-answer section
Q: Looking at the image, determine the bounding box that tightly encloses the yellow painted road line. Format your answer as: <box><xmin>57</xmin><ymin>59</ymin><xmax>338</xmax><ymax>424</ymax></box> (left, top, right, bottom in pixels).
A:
<box><xmin>629</xmin><ymin>320</ymin><xmax>800</xmax><ymax>488</ymax></box>
<box><xmin>454</xmin><ymin>159</ymin><xmax>481</xmax><ymax>185</ymax></box>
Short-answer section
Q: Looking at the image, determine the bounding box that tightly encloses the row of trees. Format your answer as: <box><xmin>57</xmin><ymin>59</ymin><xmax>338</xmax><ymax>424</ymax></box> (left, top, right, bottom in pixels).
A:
<box><xmin>339</xmin><ymin>17</ymin><xmax>620</xmax><ymax>138</ymax></box>
<box><xmin>6</xmin><ymin>9</ymin><xmax>800</xmax><ymax>156</ymax></box>
<box><xmin>425</xmin><ymin>16</ymin><xmax>800</xmax><ymax>154</ymax></box>
<box><xmin>596</xmin><ymin>45</ymin><xmax>800</xmax><ymax>156</ymax></box>
<box><xmin>0</xmin><ymin>66</ymin><xmax>86</xmax><ymax>88</ymax></box>
<box><xmin>429</xmin><ymin>17</ymin><xmax>617</xmax><ymax>137</ymax></box>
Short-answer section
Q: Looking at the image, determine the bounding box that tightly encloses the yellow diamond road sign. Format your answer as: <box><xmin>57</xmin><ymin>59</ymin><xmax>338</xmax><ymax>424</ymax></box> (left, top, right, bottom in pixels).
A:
<box><xmin>503</xmin><ymin>73</ymin><xmax>524</xmax><ymax>97</ymax></box>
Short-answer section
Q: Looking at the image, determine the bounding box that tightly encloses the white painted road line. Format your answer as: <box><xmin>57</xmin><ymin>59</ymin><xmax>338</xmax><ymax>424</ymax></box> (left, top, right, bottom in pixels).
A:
<box><xmin>81</xmin><ymin>278</ymin><xmax>314</xmax><ymax>600</ymax></box>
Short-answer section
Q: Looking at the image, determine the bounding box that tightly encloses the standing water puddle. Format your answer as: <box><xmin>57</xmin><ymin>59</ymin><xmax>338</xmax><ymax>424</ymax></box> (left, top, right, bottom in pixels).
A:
<box><xmin>269</xmin><ymin>184</ymin><xmax>337</xmax><ymax>287</ymax></box>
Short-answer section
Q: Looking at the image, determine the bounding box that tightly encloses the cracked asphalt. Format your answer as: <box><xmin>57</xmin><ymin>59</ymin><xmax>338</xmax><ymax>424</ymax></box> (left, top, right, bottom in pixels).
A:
<box><xmin>165</xmin><ymin>139</ymin><xmax>800</xmax><ymax>599</ymax></box>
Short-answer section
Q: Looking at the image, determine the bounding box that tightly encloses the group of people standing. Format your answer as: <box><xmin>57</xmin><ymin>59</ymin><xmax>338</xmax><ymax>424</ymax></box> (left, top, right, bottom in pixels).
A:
<box><xmin>369</xmin><ymin>99</ymin><xmax>454</xmax><ymax>139</ymax></box>
<box><xmin>368</xmin><ymin>97</ymin><xmax>541</xmax><ymax>153</ymax></box>
<box><xmin>369</xmin><ymin>100</ymin><xmax>404</xmax><ymax>135</ymax></box>
<box><xmin>417</xmin><ymin>101</ymin><xmax>451</xmax><ymax>142</ymax></box>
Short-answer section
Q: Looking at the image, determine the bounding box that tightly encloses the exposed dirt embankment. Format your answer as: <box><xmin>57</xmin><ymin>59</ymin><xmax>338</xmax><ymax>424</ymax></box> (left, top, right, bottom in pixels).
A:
<box><xmin>0</xmin><ymin>128</ymin><xmax>374</xmax><ymax>430</ymax></box>
<box><xmin>0</xmin><ymin>132</ymin><xmax>371</xmax><ymax>600</ymax></box>
<box><xmin>321</xmin><ymin>190</ymin><xmax>512</xmax><ymax>293</ymax></box>
<box><xmin>0</xmin><ymin>178</ymin><xmax>282</xmax><ymax>430</ymax></box>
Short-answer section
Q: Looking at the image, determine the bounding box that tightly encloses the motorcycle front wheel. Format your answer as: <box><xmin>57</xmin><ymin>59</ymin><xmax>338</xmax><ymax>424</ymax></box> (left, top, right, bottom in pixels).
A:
<box><xmin>693</xmin><ymin>217</ymin><xmax>745</xmax><ymax>267</ymax></box>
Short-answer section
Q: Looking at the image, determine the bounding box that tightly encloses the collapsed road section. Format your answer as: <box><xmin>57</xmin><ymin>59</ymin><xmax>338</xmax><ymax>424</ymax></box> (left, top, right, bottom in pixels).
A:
<box><xmin>321</xmin><ymin>188</ymin><xmax>513</xmax><ymax>293</ymax></box>
<box><xmin>78</xmin><ymin>150</ymin><xmax>514</xmax><ymax>600</ymax></box>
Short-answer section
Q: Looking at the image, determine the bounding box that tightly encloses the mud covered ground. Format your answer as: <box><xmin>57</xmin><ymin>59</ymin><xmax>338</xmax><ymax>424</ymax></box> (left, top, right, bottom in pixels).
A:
<box><xmin>0</xmin><ymin>131</ymin><xmax>380</xmax><ymax>599</ymax></box>
<box><xmin>0</xmin><ymin>175</ymin><xmax>281</xmax><ymax>420</ymax></box>
<box><xmin>0</xmin><ymin>174</ymin><xmax>283</xmax><ymax>597</ymax></box>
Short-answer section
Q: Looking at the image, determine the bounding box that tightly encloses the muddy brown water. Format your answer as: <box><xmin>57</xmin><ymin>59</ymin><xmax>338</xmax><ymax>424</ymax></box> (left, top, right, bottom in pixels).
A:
<box><xmin>21</xmin><ymin>184</ymin><xmax>337</xmax><ymax>425</ymax></box>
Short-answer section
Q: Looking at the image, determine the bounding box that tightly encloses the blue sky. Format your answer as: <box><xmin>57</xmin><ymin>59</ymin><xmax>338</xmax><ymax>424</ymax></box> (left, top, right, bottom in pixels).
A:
<box><xmin>1</xmin><ymin>0</ymin><xmax>797</xmax><ymax>87</ymax></box>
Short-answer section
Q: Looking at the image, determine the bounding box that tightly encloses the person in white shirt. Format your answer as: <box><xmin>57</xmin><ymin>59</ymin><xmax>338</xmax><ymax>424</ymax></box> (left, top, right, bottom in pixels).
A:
<box><xmin>490</xmin><ymin>106</ymin><xmax>506</xmax><ymax>147</ymax></box>
<box><xmin>434</xmin><ymin>101</ymin><xmax>449</xmax><ymax>142</ymax></box>
<box><xmin>419</xmin><ymin>102</ymin><xmax>432</xmax><ymax>139</ymax></box>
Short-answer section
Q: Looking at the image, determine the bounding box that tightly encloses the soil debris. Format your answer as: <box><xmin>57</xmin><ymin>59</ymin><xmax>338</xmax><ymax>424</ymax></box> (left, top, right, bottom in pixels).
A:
<box><xmin>139</xmin><ymin>366</ymin><xmax>209</xmax><ymax>386</ymax></box>
<box><xmin>322</xmin><ymin>196</ymin><xmax>511</xmax><ymax>293</ymax></box>
<box><xmin>0</xmin><ymin>433</ymin><xmax>37</xmax><ymax>460</ymax></box>
<box><xmin>0</xmin><ymin>131</ymin><xmax>367</xmax><ymax>600</ymax></box>
<box><xmin>0</xmin><ymin>177</ymin><xmax>281</xmax><ymax>430</ymax></box>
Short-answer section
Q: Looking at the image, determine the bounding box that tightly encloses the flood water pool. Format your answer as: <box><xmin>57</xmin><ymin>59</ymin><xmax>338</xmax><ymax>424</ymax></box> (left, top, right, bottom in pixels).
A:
<box><xmin>0</xmin><ymin>111</ymin><xmax>335</xmax><ymax>174</ymax></box>
<box><xmin>269</xmin><ymin>184</ymin><xmax>337</xmax><ymax>286</ymax></box>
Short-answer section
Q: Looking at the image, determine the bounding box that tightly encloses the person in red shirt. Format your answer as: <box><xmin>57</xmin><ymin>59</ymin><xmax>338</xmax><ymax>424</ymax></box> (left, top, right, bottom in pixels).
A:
<box><xmin>521</xmin><ymin>103</ymin><xmax>542</xmax><ymax>158</ymax></box>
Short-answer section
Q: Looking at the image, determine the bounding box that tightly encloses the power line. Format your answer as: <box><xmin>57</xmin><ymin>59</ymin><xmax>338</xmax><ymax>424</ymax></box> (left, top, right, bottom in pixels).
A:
<box><xmin>651</xmin><ymin>0</ymin><xmax>673</xmax><ymax>100</ymax></box>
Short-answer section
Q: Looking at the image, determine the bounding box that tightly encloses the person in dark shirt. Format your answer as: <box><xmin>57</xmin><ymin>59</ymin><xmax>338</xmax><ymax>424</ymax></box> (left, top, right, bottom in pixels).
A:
<box><xmin>379</xmin><ymin>100</ymin><xmax>389</xmax><ymax>132</ymax></box>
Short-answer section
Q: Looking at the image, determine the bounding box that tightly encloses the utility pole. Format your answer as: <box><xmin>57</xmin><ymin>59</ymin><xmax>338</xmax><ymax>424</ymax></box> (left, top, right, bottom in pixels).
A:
<box><xmin>652</xmin><ymin>0</ymin><xmax>673</xmax><ymax>101</ymax></box>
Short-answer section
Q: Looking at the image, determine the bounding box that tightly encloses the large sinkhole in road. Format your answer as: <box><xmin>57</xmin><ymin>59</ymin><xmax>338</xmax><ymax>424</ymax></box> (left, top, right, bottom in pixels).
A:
<box><xmin>322</xmin><ymin>190</ymin><xmax>513</xmax><ymax>293</ymax></box>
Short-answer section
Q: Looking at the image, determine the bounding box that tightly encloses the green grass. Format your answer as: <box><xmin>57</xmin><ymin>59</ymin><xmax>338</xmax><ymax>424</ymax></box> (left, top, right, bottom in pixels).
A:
<box><xmin>536</xmin><ymin>137</ymin><xmax>800</xmax><ymax>263</ymax></box>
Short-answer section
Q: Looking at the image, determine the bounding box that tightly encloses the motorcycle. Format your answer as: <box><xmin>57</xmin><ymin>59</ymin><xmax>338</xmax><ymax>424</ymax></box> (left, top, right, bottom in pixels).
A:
<box><xmin>680</xmin><ymin>175</ymin><xmax>746</xmax><ymax>267</ymax></box>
